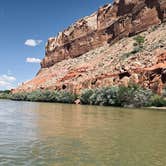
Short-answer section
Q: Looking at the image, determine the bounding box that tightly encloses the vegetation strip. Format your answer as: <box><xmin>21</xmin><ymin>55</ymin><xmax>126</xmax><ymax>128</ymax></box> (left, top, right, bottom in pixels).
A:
<box><xmin>1</xmin><ymin>85</ymin><xmax>166</xmax><ymax>108</ymax></box>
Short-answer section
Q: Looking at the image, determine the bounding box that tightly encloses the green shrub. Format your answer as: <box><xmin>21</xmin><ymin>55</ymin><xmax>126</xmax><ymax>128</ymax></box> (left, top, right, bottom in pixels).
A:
<box><xmin>89</xmin><ymin>87</ymin><xmax>119</xmax><ymax>106</ymax></box>
<box><xmin>0</xmin><ymin>93</ymin><xmax>10</xmax><ymax>99</ymax></box>
<box><xmin>0</xmin><ymin>90</ymin><xmax>11</xmax><ymax>99</ymax></box>
<box><xmin>26</xmin><ymin>90</ymin><xmax>43</xmax><ymax>101</ymax></box>
<box><xmin>80</xmin><ymin>89</ymin><xmax>94</xmax><ymax>104</ymax></box>
<box><xmin>10</xmin><ymin>92</ymin><xmax>28</xmax><ymax>101</ymax></box>
<box><xmin>132</xmin><ymin>89</ymin><xmax>153</xmax><ymax>107</ymax></box>
<box><xmin>134</xmin><ymin>35</ymin><xmax>145</xmax><ymax>45</ymax></box>
<box><xmin>117</xmin><ymin>84</ymin><xmax>153</xmax><ymax>107</ymax></box>
<box><xmin>56</xmin><ymin>91</ymin><xmax>77</xmax><ymax>104</ymax></box>
<box><xmin>0</xmin><ymin>90</ymin><xmax>11</xmax><ymax>94</ymax></box>
<box><xmin>149</xmin><ymin>95</ymin><xmax>166</xmax><ymax>107</ymax></box>
<box><xmin>79</xmin><ymin>85</ymin><xmax>153</xmax><ymax>107</ymax></box>
<box><xmin>80</xmin><ymin>87</ymin><xmax>120</xmax><ymax>106</ymax></box>
<box><xmin>10</xmin><ymin>90</ymin><xmax>76</xmax><ymax>104</ymax></box>
<box><xmin>89</xmin><ymin>88</ymin><xmax>103</xmax><ymax>105</ymax></box>
<box><xmin>47</xmin><ymin>91</ymin><xmax>60</xmax><ymax>102</ymax></box>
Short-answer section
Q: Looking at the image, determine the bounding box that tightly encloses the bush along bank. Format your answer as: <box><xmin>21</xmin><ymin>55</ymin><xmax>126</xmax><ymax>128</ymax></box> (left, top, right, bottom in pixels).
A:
<box><xmin>4</xmin><ymin>84</ymin><xmax>166</xmax><ymax>108</ymax></box>
<box><xmin>80</xmin><ymin>85</ymin><xmax>166</xmax><ymax>107</ymax></box>
<box><xmin>10</xmin><ymin>90</ymin><xmax>77</xmax><ymax>104</ymax></box>
<box><xmin>0</xmin><ymin>90</ymin><xmax>11</xmax><ymax>99</ymax></box>
<box><xmin>80</xmin><ymin>85</ymin><xmax>153</xmax><ymax>107</ymax></box>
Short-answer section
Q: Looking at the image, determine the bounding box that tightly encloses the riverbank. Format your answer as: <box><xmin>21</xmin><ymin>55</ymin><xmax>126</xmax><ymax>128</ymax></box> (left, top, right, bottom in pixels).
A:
<box><xmin>1</xmin><ymin>85</ymin><xmax>166</xmax><ymax>108</ymax></box>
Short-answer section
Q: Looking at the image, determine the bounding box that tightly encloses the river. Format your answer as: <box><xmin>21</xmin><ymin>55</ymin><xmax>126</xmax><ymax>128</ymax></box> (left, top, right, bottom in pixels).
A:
<box><xmin>0</xmin><ymin>100</ymin><xmax>166</xmax><ymax>166</ymax></box>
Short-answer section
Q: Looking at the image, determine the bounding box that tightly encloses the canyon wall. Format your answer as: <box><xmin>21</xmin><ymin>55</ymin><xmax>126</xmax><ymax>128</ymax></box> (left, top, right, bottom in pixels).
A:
<box><xmin>13</xmin><ymin>0</ymin><xmax>166</xmax><ymax>94</ymax></box>
<box><xmin>41</xmin><ymin>0</ymin><xmax>166</xmax><ymax>68</ymax></box>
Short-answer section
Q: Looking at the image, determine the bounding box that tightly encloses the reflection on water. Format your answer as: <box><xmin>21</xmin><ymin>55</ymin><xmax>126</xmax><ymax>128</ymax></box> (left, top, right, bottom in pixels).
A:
<box><xmin>0</xmin><ymin>100</ymin><xmax>166</xmax><ymax>165</ymax></box>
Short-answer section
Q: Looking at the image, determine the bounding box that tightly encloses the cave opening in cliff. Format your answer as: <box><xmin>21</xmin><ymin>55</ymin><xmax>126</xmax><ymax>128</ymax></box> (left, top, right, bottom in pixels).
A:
<box><xmin>62</xmin><ymin>84</ymin><xmax>67</xmax><ymax>90</ymax></box>
<box><xmin>119</xmin><ymin>71</ymin><xmax>131</xmax><ymax>79</ymax></box>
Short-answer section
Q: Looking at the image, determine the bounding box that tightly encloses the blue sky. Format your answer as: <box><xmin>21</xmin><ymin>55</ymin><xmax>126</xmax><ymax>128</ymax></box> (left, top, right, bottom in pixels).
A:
<box><xmin>0</xmin><ymin>0</ymin><xmax>112</xmax><ymax>90</ymax></box>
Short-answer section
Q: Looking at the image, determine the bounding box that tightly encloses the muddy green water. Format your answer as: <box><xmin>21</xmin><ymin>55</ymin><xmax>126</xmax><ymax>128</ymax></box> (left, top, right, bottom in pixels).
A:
<box><xmin>0</xmin><ymin>100</ymin><xmax>166</xmax><ymax>166</ymax></box>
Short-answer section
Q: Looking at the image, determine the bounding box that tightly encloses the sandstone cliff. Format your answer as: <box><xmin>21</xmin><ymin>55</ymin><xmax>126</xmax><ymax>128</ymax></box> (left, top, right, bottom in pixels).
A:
<box><xmin>41</xmin><ymin>0</ymin><xmax>166</xmax><ymax>68</ymax></box>
<box><xmin>14</xmin><ymin>0</ymin><xmax>166</xmax><ymax>94</ymax></box>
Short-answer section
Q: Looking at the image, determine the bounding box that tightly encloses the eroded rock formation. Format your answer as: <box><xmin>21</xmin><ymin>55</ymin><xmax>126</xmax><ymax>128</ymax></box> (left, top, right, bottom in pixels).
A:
<box><xmin>41</xmin><ymin>0</ymin><xmax>166</xmax><ymax>68</ymax></box>
<box><xmin>13</xmin><ymin>0</ymin><xmax>166</xmax><ymax>94</ymax></box>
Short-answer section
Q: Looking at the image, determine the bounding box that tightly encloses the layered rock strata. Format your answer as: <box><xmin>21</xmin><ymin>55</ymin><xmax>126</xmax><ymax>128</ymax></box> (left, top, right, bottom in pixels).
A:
<box><xmin>41</xmin><ymin>0</ymin><xmax>166</xmax><ymax>68</ymax></box>
<box><xmin>13</xmin><ymin>0</ymin><xmax>166</xmax><ymax>94</ymax></box>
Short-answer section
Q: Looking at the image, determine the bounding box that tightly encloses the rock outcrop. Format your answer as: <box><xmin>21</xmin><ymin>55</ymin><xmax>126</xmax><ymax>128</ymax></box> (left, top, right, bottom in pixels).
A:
<box><xmin>13</xmin><ymin>0</ymin><xmax>166</xmax><ymax>94</ymax></box>
<box><xmin>41</xmin><ymin>0</ymin><xmax>166</xmax><ymax>68</ymax></box>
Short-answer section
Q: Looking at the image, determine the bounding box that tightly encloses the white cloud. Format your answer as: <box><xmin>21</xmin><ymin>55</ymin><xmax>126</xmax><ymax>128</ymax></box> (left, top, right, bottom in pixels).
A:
<box><xmin>0</xmin><ymin>80</ymin><xmax>11</xmax><ymax>86</ymax></box>
<box><xmin>26</xmin><ymin>57</ymin><xmax>41</xmax><ymax>63</ymax></box>
<box><xmin>25</xmin><ymin>39</ymin><xmax>42</xmax><ymax>47</ymax></box>
<box><xmin>0</xmin><ymin>74</ymin><xmax>16</xmax><ymax>89</ymax></box>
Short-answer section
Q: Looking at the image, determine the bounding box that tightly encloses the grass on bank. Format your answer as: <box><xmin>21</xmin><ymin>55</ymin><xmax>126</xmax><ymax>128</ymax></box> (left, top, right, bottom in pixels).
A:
<box><xmin>1</xmin><ymin>84</ymin><xmax>166</xmax><ymax>108</ymax></box>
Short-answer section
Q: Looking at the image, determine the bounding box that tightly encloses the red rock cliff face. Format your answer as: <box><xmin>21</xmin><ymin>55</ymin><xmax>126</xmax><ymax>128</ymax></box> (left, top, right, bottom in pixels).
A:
<box><xmin>13</xmin><ymin>0</ymin><xmax>166</xmax><ymax>94</ymax></box>
<box><xmin>41</xmin><ymin>0</ymin><xmax>166</xmax><ymax>68</ymax></box>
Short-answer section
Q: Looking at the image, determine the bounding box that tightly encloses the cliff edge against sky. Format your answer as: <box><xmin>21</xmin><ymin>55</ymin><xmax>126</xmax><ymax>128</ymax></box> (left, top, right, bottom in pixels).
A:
<box><xmin>14</xmin><ymin>0</ymin><xmax>166</xmax><ymax>94</ymax></box>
